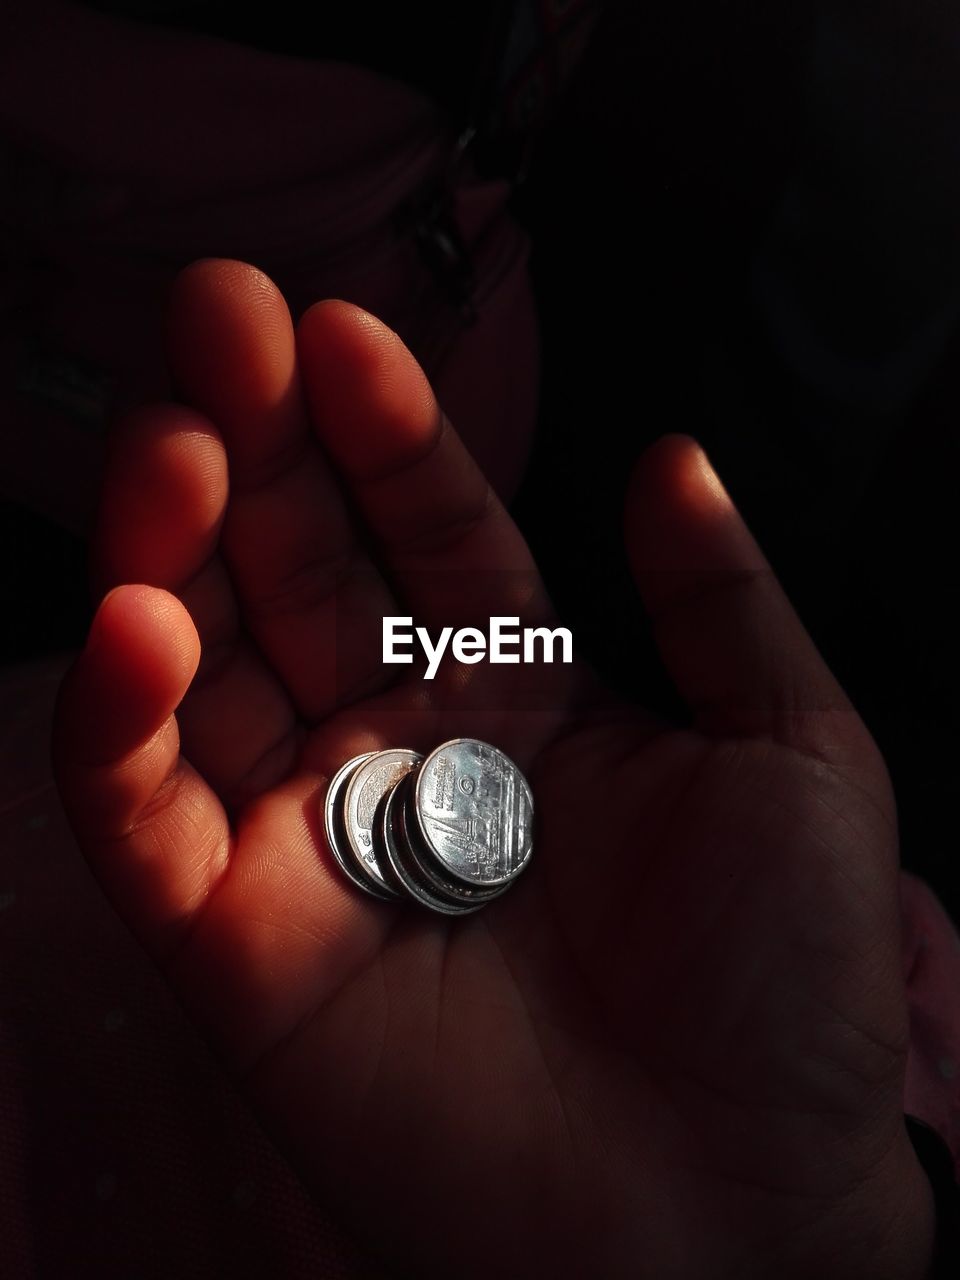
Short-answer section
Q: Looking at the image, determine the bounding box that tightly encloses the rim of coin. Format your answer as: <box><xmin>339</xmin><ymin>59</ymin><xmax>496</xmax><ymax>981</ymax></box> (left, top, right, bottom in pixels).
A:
<box><xmin>323</xmin><ymin>752</ymin><xmax>397</xmax><ymax>901</ymax></box>
<box><xmin>379</xmin><ymin>775</ymin><xmax>483</xmax><ymax>916</ymax></box>
<box><xmin>343</xmin><ymin>749</ymin><xmax>424</xmax><ymax>897</ymax></box>
<box><xmin>411</xmin><ymin>738</ymin><xmax>534</xmax><ymax>889</ymax></box>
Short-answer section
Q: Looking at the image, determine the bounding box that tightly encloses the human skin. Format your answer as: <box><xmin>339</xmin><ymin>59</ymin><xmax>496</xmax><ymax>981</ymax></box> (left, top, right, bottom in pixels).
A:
<box><xmin>52</xmin><ymin>259</ymin><xmax>934</xmax><ymax>1278</ymax></box>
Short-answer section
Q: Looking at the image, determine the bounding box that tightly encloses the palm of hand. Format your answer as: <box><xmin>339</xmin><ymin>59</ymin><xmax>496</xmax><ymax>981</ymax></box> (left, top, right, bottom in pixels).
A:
<box><xmin>258</xmin><ymin>717</ymin><xmax>903</xmax><ymax>1278</ymax></box>
<box><xmin>53</xmin><ymin>261</ymin><xmax>924</xmax><ymax>1279</ymax></box>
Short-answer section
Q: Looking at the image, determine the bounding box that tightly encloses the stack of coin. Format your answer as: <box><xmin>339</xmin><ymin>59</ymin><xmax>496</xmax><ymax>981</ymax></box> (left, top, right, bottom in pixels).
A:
<box><xmin>323</xmin><ymin>738</ymin><xmax>534</xmax><ymax>915</ymax></box>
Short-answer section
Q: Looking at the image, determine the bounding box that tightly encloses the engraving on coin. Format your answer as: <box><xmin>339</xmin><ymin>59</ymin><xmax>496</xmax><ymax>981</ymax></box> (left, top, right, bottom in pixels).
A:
<box><xmin>323</xmin><ymin>752</ymin><xmax>397</xmax><ymax>901</ymax></box>
<box><xmin>379</xmin><ymin>776</ymin><xmax>482</xmax><ymax>916</ymax></box>
<box><xmin>413</xmin><ymin>739</ymin><xmax>533</xmax><ymax>888</ymax></box>
<box><xmin>397</xmin><ymin>781</ymin><xmax>508</xmax><ymax>906</ymax></box>
<box><xmin>344</xmin><ymin>749</ymin><xmax>423</xmax><ymax>893</ymax></box>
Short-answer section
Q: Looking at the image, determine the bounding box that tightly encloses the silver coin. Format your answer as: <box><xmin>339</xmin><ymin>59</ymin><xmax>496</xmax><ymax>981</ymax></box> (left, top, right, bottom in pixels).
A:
<box><xmin>343</xmin><ymin>749</ymin><xmax>423</xmax><ymax>895</ymax></box>
<box><xmin>323</xmin><ymin>752</ymin><xmax>397</xmax><ymax>901</ymax></box>
<box><xmin>412</xmin><ymin>739</ymin><xmax>533</xmax><ymax>888</ymax></box>
<box><xmin>397</xmin><ymin>781</ymin><xmax>509</xmax><ymax>907</ymax></box>
<box><xmin>379</xmin><ymin>775</ymin><xmax>482</xmax><ymax>916</ymax></box>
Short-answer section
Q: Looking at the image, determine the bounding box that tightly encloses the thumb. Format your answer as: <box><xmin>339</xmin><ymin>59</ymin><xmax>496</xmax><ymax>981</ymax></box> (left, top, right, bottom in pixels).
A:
<box><xmin>624</xmin><ymin>434</ymin><xmax>878</xmax><ymax>769</ymax></box>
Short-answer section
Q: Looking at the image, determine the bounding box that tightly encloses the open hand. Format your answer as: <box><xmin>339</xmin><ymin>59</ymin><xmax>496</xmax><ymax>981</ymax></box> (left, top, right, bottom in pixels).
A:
<box><xmin>52</xmin><ymin>260</ymin><xmax>933</xmax><ymax>1278</ymax></box>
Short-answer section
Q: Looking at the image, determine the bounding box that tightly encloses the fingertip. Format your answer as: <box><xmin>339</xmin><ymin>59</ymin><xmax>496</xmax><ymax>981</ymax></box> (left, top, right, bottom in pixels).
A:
<box><xmin>297</xmin><ymin>296</ymin><xmax>384</xmax><ymax>340</ymax></box>
<box><xmin>625</xmin><ymin>433</ymin><xmax>762</xmax><ymax>577</ymax></box>
<box><xmin>90</xmin><ymin>586</ymin><xmax>202</xmax><ymax>675</ymax></box>
<box><xmin>668</xmin><ymin>437</ymin><xmax>727</xmax><ymax>507</ymax></box>
<box><xmin>94</xmin><ymin>402</ymin><xmax>228</xmax><ymax>595</ymax></box>
<box><xmin>166</xmin><ymin>259</ymin><xmax>242</xmax><ymax>328</ymax></box>
<box><xmin>72</xmin><ymin>586</ymin><xmax>203</xmax><ymax>762</ymax></box>
<box><xmin>171</xmin><ymin>256</ymin><xmax>274</xmax><ymax>299</ymax></box>
<box><xmin>298</xmin><ymin>296</ymin><xmax>369</xmax><ymax>327</ymax></box>
<box><xmin>164</xmin><ymin>259</ymin><xmax>298</xmax><ymax>447</ymax></box>
<box><xmin>627</xmin><ymin>433</ymin><xmax>724</xmax><ymax>512</ymax></box>
<box><xmin>297</xmin><ymin>299</ymin><xmax>438</xmax><ymax>475</ymax></box>
<box><xmin>166</xmin><ymin>258</ymin><xmax>289</xmax><ymax>339</ymax></box>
